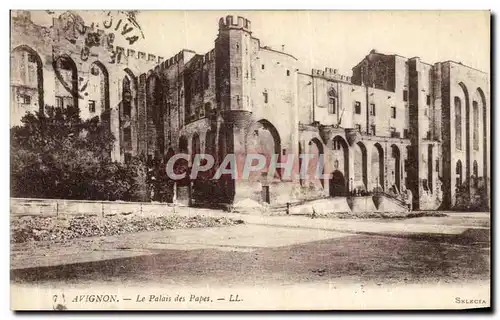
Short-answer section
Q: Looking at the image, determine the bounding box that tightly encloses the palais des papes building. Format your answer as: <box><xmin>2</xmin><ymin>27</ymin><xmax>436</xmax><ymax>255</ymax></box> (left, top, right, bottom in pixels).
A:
<box><xmin>10</xmin><ymin>11</ymin><xmax>490</xmax><ymax>212</ymax></box>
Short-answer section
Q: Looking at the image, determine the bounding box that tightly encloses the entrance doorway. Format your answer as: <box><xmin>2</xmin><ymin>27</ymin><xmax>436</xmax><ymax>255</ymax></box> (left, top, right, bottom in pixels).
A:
<box><xmin>330</xmin><ymin>170</ymin><xmax>346</xmax><ymax>197</ymax></box>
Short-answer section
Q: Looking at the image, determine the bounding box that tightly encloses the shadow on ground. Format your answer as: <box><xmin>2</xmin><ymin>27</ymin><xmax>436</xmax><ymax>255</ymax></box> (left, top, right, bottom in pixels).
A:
<box><xmin>11</xmin><ymin>228</ymin><xmax>490</xmax><ymax>287</ymax></box>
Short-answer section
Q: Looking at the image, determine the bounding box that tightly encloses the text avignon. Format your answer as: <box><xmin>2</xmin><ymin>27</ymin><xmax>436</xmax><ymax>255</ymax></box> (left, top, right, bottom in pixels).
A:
<box><xmin>72</xmin><ymin>295</ymin><xmax>119</xmax><ymax>303</ymax></box>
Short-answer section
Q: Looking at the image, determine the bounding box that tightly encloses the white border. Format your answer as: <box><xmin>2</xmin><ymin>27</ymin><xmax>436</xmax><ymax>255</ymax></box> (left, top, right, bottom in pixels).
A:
<box><xmin>2</xmin><ymin>1</ymin><xmax>498</xmax><ymax>318</ymax></box>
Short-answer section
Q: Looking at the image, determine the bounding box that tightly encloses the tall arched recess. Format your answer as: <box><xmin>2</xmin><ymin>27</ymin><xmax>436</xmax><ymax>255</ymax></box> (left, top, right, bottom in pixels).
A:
<box><xmin>88</xmin><ymin>61</ymin><xmax>110</xmax><ymax>115</ymax></box>
<box><xmin>146</xmin><ymin>74</ymin><xmax>164</xmax><ymax>157</ymax></box>
<box><xmin>253</xmin><ymin>119</ymin><xmax>282</xmax><ymax>179</ymax></box>
<box><xmin>53</xmin><ymin>54</ymin><xmax>79</xmax><ymax>110</ymax></box>
<box><xmin>476</xmin><ymin>87</ymin><xmax>488</xmax><ymax>181</ymax></box>
<box><xmin>372</xmin><ymin>143</ymin><xmax>385</xmax><ymax>192</ymax></box>
<box><xmin>458</xmin><ymin>82</ymin><xmax>470</xmax><ymax>186</ymax></box>
<box><xmin>11</xmin><ymin>45</ymin><xmax>44</xmax><ymax>112</ymax></box>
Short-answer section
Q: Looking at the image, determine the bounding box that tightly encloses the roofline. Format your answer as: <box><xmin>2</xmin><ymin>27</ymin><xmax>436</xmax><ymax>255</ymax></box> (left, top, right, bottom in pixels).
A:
<box><xmin>260</xmin><ymin>46</ymin><xmax>298</xmax><ymax>61</ymax></box>
<box><xmin>441</xmin><ymin>60</ymin><xmax>488</xmax><ymax>74</ymax></box>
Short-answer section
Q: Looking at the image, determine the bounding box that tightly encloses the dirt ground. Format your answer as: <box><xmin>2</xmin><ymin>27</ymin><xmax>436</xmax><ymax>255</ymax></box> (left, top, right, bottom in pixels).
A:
<box><xmin>11</xmin><ymin>212</ymin><xmax>490</xmax><ymax>289</ymax></box>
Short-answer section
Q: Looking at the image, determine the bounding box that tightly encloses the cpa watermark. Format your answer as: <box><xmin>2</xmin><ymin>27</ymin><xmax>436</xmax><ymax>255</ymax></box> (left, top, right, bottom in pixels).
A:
<box><xmin>164</xmin><ymin>153</ymin><xmax>339</xmax><ymax>181</ymax></box>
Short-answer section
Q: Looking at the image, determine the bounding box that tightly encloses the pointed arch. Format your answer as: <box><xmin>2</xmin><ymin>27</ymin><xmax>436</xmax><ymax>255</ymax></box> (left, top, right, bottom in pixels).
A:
<box><xmin>250</xmin><ymin>119</ymin><xmax>282</xmax><ymax>179</ymax></box>
<box><xmin>308</xmin><ymin>137</ymin><xmax>324</xmax><ymax>188</ymax></box>
<box><xmin>458</xmin><ymin>82</ymin><xmax>471</xmax><ymax>185</ymax></box>
<box><xmin>53</xmin><ymin>54</ymin><xmax>79</xmax><ymax>109</ymax></box>
<box><xmin>476</xmin><ymin>87</ymin><xmax>487</xmax><ymax>179</ymax></box>
<box><xmin>88</xmin><ymin>61</ymin><xmax>110</xmax><ymax>114</ymax></box>
<box><xmin>391</xmin><ymin>144</ymin><xmax>402</xmax><ymax>192</ymax></box>
<box><xmin>11</xmin><ymin>45</ymin><xmax>44</xmax><ymax>112</ymax></box>
<box><xmin>354</xmin><ymin>141</ymin><xmax>368</xmax><ymax>191</ymax></box>
<box><xmin>372</xmin><ymin>142</ymin><xmax>384</xmax><ymax>191</ymax></box>
<box><xmin>331</xmin><ymin>135</ymin><xmax>349</xmax><ymax>194</ymax></box>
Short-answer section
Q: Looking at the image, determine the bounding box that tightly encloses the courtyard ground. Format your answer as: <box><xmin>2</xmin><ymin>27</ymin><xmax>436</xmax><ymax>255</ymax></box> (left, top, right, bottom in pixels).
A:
<box><xmin>11</xmin><ymin>210</ymin><xmax>490</xmax><ymax>289</ymax></box>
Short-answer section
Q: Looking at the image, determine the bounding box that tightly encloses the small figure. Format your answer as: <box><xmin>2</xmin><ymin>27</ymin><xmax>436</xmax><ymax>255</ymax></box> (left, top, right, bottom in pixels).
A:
<box><xmin>405</xmin><ymin>188</ymin><xmax>413</xmax><ymax>211</ymax></box>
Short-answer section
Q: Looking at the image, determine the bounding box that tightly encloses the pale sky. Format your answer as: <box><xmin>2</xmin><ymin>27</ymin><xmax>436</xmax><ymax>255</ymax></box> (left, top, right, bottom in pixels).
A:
<box><xmin>29</xmin><ymin>10</ymin><xmax>490</xmax><ymax>75</ymax></box>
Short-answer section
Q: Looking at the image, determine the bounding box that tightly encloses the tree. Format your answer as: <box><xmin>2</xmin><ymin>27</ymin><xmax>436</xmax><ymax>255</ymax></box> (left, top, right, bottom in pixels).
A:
<box><xmin>11</xmin><ymin>105</ymin><xmax>146</xmax><ymax>201</ymax></box>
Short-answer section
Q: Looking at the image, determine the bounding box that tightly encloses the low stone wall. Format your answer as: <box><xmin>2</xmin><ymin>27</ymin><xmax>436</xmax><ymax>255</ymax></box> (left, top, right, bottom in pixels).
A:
<box><xmin>10</xmin><ymin>198</ymin><xmax>177</xmax><ymax>218</ymax></box>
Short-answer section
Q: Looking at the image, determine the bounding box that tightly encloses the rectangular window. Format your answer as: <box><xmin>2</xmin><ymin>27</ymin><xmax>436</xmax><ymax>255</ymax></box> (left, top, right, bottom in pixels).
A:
<box><xmin>403</xmin><ymin>90</ymin><xmax>408</xmax><ymax>102</ymax></box>
<box><xmin>263</xmin><ymin>92</ymin><xmax>268</xmax><ymax>104</ymax></box>
<box><xmin>355</xmin><ymin>124</ymin><xmax>361</xmax><ymax>132</ymax></box>
<box><xmin>404</xmin><ymin>129</ymin><xmax>409</xmax><ymax>138</ymax></box>
<box><xmin>390</xmin><ymin>127</ymin><xmax>396</xmax><ymax>134</ymax></box>
<box><xmin>287</xmin><ymin>70</ymin><xmax>290</xmax><ymax>76</ymax></box>
<box><xmin>391</xmin><ymin>106</ymin><xmax>397</xmax><ymax>119</ymax></box>
<box><xmin>369</xmin><ymin>103</ymin><xmax>376</xmax><ymax>116</ymax></box>
<box><xmin>88</xmin><ymin>100</ymin><xmax>96</xmax><ymax>113</ymax></box>
<box><xmin>426</xmin><ymin>95</ymin><xmax>431</xmax><ymax>106</ymax></box>
<box><xmin>19</xmin><ymin>94</ymin><xmax>31</xmax><ymax>104</ymax></box>
<box><xmin>370</xmin><ymin>125</ymin><xmax>376</xmax><ymax>136</ymax></box>
<box><xmin>124</xmin><ymin>153</ymin><xmax>132</xmax><ymax>164</ymax></box>
<box><xmin>261</xmin><ymin>64</ymin><xmax>265</xmax><ymax>70</ymax></box>
<box><xmin>328</xmin><ymin>98</ymin><xmax>336</xmax><ymax>114</ymax></box>
<box><xmin>56</xmin><ymin>96</ymin><xmax>64</xmax><ymax>109</ymax></box>
<box><xmin>354</xmin><ymin>101</ymin><xmax>361</xmax><ymax>114</ymax></box>
<box><xmin>436</xmin><ymin>159</ymin><xmax>439</xmax><ymax>172</ymax></box>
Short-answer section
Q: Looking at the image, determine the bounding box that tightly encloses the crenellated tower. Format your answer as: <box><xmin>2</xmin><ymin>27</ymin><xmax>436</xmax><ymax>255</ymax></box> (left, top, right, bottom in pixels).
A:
<box><xmin>215</xmin><ymin>15</ymin><xmax>252</xmax><ymax>113</ymax></box>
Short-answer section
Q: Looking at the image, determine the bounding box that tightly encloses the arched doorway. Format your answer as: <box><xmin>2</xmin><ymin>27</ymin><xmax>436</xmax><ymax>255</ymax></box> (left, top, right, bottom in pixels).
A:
<box><xmin>306</xmin><ymin>138</ymin><xmax>324</xmax><ymax>189</ymax></box>
<box><xmin>330</xmin><ymin>170</ymin><xmax>346</xmax><ymax>197</ymax></box>
<box><xmin>331</xmin><ymin>135</ymin><xmax>349</xmax><ymax>193</ymax></box>
<box><xmin>247</xmin><ymin>119</ymin><xmax>282</xmax><ymax>180</ymax></box>
<box><xmin>391</xmin><ymin>144</ymin><xmax>401</xmax><ymax>192</ymax></box>
<box><xmin>354</xmin><ymin>142</ymin><xmax>368</xmax><ymax>192</ymax></box>
<box><xmin>372</xmin><ymin>143</ymin><xmax>384</xmax><ymax>192</ymax></box>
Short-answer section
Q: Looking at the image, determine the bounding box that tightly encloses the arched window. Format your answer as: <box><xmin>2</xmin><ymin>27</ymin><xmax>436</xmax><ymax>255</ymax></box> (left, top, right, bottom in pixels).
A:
<box><xmin>54</xmin><ymin>55</ymin><xmax>78</xmax><ymax>109</ymax></box>
<box><xmin>454</xmin><ymin>97</ymin><xmax>462</xmax><ymax>150</ymax></box>
<box><xmin>328</xmin><ymin>87</ymin><xmax>337</xmax><ymax>115</ymax></box>
<box><xmin>10</xmin><ymin>46</ymin><xmax>44</xmax><ymax>117</ymax></box>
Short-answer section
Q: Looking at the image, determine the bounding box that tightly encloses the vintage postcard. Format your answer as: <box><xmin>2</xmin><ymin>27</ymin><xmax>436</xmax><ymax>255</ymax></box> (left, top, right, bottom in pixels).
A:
<box><xmin>10</xmin><ymin>10</ymin><xmax>491</xmax><ymax>310</ymax></box>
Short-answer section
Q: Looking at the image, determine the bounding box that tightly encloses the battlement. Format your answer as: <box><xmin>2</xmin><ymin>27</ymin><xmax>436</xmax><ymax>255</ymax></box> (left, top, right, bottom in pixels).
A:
<box><xmin>312</xmin><ymin>68</ymin><xmax>352</xmax><ymax>82</ymax></box>
<box><xmin>80</xmin><ymin>22</ymin><xmax>165</xmax><ymax>65</ymax></box>
<box><xmin>218</xmin><ymin>15</ymin><xmax>251</xmax><ymax>32</ymax></box>
<box><xmin>109</xmin><ymin>45</ymin><xmax>164</xmax><ymax>65</ymax></box>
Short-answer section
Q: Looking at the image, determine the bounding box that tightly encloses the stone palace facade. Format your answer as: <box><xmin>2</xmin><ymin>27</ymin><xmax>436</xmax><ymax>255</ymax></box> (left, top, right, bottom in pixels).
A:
<box><xmin>10</xmin><ymin>11</ymin><xmax>490</xmax><ymax>211</ymax></box>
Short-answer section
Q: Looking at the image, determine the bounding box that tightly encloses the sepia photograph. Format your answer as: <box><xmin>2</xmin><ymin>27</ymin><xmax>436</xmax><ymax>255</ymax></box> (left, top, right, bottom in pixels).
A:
<box><xmin>9</xmin><ymin>9</ymin><xmax>491</xmax><ymax>311</ymax></box>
